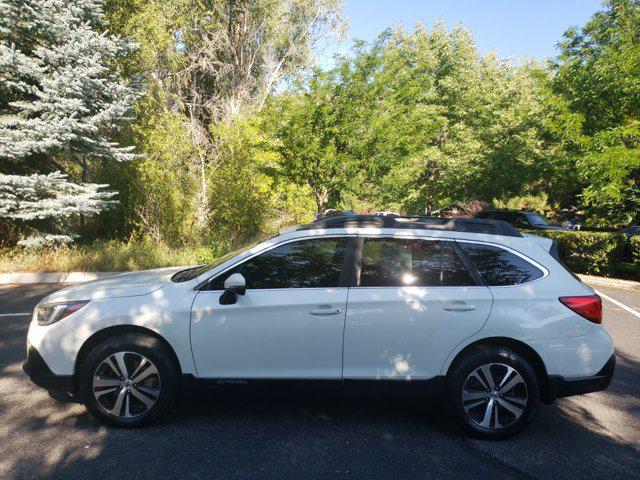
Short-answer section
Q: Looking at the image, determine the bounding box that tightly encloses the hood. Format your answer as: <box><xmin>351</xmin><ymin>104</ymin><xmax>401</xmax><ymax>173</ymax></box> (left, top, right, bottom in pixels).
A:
<box><xmin>42</xmin><ymin>266</ymin><xmax>196</xmax><ymax>303</ymax></box>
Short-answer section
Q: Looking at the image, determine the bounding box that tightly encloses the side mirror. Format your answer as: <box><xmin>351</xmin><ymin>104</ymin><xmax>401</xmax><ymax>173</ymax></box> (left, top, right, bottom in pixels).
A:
<box><xmin>219</xmin><ymin>273</ymin><xmax>246</xmax><ymax>305</ymax></box>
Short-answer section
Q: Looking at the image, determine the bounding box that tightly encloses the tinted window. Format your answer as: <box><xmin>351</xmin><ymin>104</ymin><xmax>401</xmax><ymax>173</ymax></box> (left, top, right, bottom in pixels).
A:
<box><xmin>459</xmin><ymin>243</ymin><xmax>543</xmax><ymax>286</ymax></box>
<box><xmin>441</xmin><ymin>243</ymin><xmax>475</xmax><ymax>286</ymax></box>
<box><xmin>525</xmin><ymin>213</ymin><xmax>549</xmax><ymax>226</ymax></box>
<box><xmin>512</xmin><ymin>214</ymin><xmax>531</xmax><ymax>227</ymax></box>
<box><xmin>359</xmin><ymin>239</ymin><xmax>474</xmax><ymax>287</ymax></box>
<box><xmin>210</xmin><ymin>238</ymin><xmax>347</xmax><ymax>290</ymax></box>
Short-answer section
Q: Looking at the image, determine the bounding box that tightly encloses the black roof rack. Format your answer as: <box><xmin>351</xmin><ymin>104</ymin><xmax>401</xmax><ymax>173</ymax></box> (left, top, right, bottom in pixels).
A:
<box><xmin>297</xmin><ymin>215</ymin><xmax>523</xmax><ymax>237</ymax></box>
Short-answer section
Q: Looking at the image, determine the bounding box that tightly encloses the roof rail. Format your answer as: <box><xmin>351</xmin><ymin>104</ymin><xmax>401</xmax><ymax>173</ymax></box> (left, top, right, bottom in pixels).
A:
<box><xmin>297</xmin><ymin>215</ymin><xmax>523</xmax><ymax>237</ymax></box>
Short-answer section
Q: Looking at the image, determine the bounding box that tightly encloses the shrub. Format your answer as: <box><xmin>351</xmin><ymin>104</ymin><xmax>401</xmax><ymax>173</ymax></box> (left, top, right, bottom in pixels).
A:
<box><xmin>493</xmin><ymin>192</ymin><xmax>556</xmax><ymax>217</ymax></box>
<box><xmin>524</xmin><ymin>230</ymin><xmax>627</xmax><ymax>275</ymax></box>
<box><xmin>631</xmin><ymin>236</ymin><xmax>640</xmax><ymax>265</ymax></box>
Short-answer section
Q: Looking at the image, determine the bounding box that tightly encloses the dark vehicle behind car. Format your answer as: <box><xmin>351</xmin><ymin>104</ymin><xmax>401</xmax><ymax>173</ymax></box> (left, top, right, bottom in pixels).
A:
<box><xmin>313</xmin><ymin>209</ymin><xmax>357</xmax><ymax>222</ymax></box>
<box><xmin>475</xmin><ymin>210</ymin><xmax>569</xmax><ymax>231</ymax></box>
<box><xmin>619</xmin><ymin>226</ymin><xmax>640</xmax><ymax>239</ymax></box>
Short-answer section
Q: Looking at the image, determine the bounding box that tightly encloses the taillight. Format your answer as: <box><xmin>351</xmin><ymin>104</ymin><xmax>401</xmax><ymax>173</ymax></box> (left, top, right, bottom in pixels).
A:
<box><xmin>559</xmin><ymin>295</ymin><xmax>602</xmax><ymax>324</ymax></box>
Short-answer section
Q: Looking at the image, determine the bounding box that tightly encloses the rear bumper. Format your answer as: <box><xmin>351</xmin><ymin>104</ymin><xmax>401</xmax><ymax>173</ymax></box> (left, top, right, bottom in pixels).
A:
<box><xmin>547</xmin><ymin>354</ymin><xmax>615</xmax><ymax>401</ymax></box>
<box><xmin>23</xmin><ymin>346</ymin><xmax>74</xmax><ymax>392</ymax></box>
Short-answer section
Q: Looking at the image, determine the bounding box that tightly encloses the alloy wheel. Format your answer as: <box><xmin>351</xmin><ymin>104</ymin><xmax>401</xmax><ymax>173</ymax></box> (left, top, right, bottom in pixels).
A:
<box><xmin>92</xmin><ymin>351</ymin><xmax>161</xmax><ymax>418</ymax></box>
<box><xmin>461</xmin><ymin>362</ymin><xmax>528</xmax><ymax>429</ymax></box>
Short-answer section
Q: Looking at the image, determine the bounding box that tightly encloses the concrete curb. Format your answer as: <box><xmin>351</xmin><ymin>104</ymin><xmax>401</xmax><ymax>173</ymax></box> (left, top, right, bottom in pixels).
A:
<box><xmin>578</xmin><ymin>274</ymin><xmax>640</xmax><ymax>290</ymax></box>
<box><xmin>0</xmin><ymin>271</ymin><xmax>124</xmax><ymax>284</ymax></box>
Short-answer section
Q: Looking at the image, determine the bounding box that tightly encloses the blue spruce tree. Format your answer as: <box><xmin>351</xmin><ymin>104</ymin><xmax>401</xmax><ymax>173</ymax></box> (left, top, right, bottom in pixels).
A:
<box><xmin>0</xmin><ymin>0</ymin><xmax>141</xmax><ymax>245</ymax></box>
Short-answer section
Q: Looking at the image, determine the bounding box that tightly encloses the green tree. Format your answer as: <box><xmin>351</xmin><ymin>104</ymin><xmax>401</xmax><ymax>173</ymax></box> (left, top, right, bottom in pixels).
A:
<box><xmin>553</xmin><ymin>0</ymin><xmax>640</xmax><ymax>225</ymax></box>
<box><xmin>275</xmin><ymin>23</ymin><xmax>563</xmax><ymax>215</ymax></box>
<box><xmin>265</xmin><ymin>67</ymin><xmax>366</xmax><ymax>213</ymax></box>
<box><xmin>105</xmin><ymin>0</ymin><xmax>344</xmax><ymax>240</ymax></box>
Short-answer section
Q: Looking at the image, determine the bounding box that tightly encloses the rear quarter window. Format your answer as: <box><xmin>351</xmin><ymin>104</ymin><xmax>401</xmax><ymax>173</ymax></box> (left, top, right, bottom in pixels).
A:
<box><xmin>458</xmin><ymin>242</ymin><xmax>544</xmax><ymax>286</ymax></box>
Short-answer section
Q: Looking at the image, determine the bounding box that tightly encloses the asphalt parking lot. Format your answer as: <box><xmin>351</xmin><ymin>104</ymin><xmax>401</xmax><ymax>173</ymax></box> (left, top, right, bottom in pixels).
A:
<box><xmin>0</xmin><ymin>283</ymin><xmax>639</xmax><ymax>480</ymax></box>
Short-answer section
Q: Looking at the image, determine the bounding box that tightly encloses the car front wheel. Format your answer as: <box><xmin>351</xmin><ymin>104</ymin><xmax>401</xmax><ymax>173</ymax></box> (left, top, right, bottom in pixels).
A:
<box><xmin>79</xmin><ymin>333</ymin><xmax>179</xmax><ymax>427</ymax></box>
<box><xmin>447</xmin><ymin>347</ymin><xmax>540</xmax><ymax>439</ymax></box>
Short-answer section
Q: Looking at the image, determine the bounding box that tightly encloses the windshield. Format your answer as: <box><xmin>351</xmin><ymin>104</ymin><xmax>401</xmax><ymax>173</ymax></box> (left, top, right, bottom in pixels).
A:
<box><xmin>171</xmin><ymin>234</ymin><xmax>276</xmax><ymax>283</ymax></box>
<box><xmin>525</xmin><ymin>213</ymin><xmax>550</xmax><ymax>226</ymax></box>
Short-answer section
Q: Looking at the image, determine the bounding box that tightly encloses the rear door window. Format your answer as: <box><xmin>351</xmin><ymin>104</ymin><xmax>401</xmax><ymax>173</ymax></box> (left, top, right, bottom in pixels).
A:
<box><xmin>458</xmin><ymin>242</ymin><xmax>544</xmax><ymax>286</ymax></box>
<box><xmin>359</xmin><ymin>238</ymin><xmax>475</xmax><ymax>287</ymax></box>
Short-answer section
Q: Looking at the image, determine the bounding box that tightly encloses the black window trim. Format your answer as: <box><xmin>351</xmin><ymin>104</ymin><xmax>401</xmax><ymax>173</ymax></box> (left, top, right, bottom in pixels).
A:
<box><xmin>454</xmin><ymin>239</ymin><xmax>549</xmax><ymax>287</ymax></box>
<box><xmin>199</xmin><ymin>235</ymin><xmax>357</xmax><ymax>291</ymax></box>
<box><xmin>352</xmin><ymin>235</ymin><xmax>485</xmax><ymax>288</ymax></box>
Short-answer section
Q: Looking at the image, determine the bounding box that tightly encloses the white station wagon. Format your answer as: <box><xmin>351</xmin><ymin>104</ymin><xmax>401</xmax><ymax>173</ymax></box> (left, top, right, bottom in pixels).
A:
<box><xmin>24</xmin><ymin>216</ymin><xmax>615</xmax><ymax>438</ymax></box>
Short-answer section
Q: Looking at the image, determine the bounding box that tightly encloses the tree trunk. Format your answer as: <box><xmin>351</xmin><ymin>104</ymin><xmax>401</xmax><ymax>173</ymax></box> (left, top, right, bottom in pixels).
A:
<box><xmin>79</xmin><ymin>158</ymin><xmax>87</xmax><ymax>229</ymax></box>
<box><xmin>314</xmin><ymin>188</ymin><xmax>330</xmax><ymax>214</ymax></box>
<box><xmin>196</xmin><ymin>154</ymin><xmax>209</xmax><ymax>231</ymax></box>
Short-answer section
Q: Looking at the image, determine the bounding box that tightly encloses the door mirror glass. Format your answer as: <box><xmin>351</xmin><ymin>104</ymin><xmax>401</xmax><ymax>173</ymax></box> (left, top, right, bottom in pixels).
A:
<box><xmin>220</xmin><ymin>273</ymin><xmax>246</xmax><ymax>305</ymax></box>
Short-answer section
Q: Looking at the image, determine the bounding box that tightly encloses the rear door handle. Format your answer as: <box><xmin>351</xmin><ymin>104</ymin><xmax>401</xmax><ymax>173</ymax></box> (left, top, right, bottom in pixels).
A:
<box><xmin>309</xmin><ymin>307</ymin><xmax>342</xmax><ymax>316</ymax></box>
<box><xmin>443</xmin><ymin>304</ymin><xmax>476</xmax><ymax>312</ymax></box>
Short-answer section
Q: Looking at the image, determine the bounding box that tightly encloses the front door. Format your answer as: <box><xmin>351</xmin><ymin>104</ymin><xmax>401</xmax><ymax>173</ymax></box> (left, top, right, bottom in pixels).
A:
<box><xmin>190</xmin><ymin>237</ymin><xmax>353</xmax><ymax>379</ymax></box>
<box><xmin>343</xmin><ymin>237</ymin><xmax>493</xmax><ymax>379</ymax></box>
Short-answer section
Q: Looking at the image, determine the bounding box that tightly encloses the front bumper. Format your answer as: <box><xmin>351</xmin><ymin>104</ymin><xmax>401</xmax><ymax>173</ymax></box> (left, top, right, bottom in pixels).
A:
<box><xmin>23</xmin><ymin>346</ymin><xmax>74</xmax><ymax>392</ymax></box>
<box><xmin>547</xmin><ymin>354</ymin><xmax>615</xmax><ymax>401</ymax></box>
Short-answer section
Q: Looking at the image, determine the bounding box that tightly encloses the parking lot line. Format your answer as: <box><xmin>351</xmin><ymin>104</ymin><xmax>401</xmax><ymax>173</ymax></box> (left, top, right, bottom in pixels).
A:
<box><xmin>0</xmin><ymin>312</ymin><xmax>30</xmax><ymax>317</ymax></box>
<box><xmin>595</xmin><ymin>289</ymin><xmax>640</xmax><ymax>320</ymax></box>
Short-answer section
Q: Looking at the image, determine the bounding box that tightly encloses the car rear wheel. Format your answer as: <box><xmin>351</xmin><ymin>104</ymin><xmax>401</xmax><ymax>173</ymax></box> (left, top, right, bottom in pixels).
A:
<box><xmin>79</xmin><ymin>333</ymin><xmax>178</xmax><ymax>427</ymax></box>
<box><xmin>447</xmin><ymin>347</ymin><xmax>540</xmax><ymax>439</ymax></box>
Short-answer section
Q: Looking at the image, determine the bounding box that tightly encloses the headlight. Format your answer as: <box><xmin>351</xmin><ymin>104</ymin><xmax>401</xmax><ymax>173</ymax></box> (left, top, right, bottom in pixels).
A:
<box><xmin>36</xmin><ymin>301</ymin><xmax>89</xmax><ymax>326</ymax></box>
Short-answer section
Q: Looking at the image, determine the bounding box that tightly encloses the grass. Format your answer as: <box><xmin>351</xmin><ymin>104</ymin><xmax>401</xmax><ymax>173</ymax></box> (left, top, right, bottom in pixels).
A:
<box><xmin>0</xmin><ymin>240</ymin><xmax>222</xmax><ymax>273</ymax></box>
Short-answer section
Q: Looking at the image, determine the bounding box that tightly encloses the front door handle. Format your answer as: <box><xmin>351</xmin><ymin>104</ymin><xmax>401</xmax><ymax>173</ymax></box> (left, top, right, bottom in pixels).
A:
<box><xmin>309</xmin><ymin>307</ymin><xmax>342</xmax><ymax>316</ymax></box>
<box><xmin>443</xmin><ymin>304</ymin><xmax>476</xmax><ymax>312</ymax></box>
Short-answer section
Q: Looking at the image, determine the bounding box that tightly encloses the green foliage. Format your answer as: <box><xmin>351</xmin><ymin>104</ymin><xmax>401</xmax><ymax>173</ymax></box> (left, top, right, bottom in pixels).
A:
<box><xmin>493</xmin><ymin>193</ymin><xmax>556</xmax><ymax>216</ymax></box>
<box><xmin>206</xmin><ymin>118</ymin><xmax>315</xmax><ymax>244</ymax></box>
<box><xmin>267</xmin><ymin>23</ymin><xmax>567</xmax><ymax>214</ymax></box>
<box><xmin>526</xmin><ymin>230</ymin><xmax>627</xmax><ymax>275</ymax></box>
<box><xmin>102</xmin><ymin>0</ymin><xmax>342</xmax><ymax>242</ymax></box>
<box><xmin>265</xmin><ymin>67</ymin><xmax>365</xmax><ymax>213</ymax></box>
<box><xmin>553</xmin><ymin>0</ymin><xmax>640</xmax><ymax>223</ymax></box>
<box><xmin>631</xmin><ymin>236</ymin><xmax>640</xmax><ymax>265</ymax></box>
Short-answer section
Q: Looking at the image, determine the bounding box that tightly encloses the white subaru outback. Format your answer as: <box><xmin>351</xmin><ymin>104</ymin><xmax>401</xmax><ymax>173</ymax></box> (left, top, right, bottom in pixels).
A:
<box><xmin>24</xmin><ymin>216</ymin><xmax>615</xmax><ymax>438</ymax></box>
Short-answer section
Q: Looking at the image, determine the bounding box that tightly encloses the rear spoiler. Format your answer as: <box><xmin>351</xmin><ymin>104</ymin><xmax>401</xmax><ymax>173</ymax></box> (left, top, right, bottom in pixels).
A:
<box><xmin>523</xmin><ymin>233</ymin><xmax>581</xmax><ymax>280</ymax></box>
<box><xmin>548</xmin><ymin>239</ymin><xmax>561</xmax><ymax>262</ymax></box>
<box><xmin>522</xmin><ymin>233</ymin><xmax>561</xmax><ymax>261</ymax></box>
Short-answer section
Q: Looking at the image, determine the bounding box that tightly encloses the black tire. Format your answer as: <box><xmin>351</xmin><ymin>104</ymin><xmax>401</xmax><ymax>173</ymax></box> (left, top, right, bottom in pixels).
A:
<box><xmin>446</xmin><ymin>346</ymin><xmax>540</xmax><ymax>439</ymax></box>
<box><xmin>79</xmin><ymin>333</ymin><xmax>179</xmax><ymax>427</ymax></box>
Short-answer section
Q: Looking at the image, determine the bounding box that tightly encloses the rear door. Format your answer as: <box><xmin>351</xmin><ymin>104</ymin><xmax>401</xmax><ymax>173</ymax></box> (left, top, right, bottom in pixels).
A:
<box><xmin>343</xmin><ymin>236</ymin><xmax>493</xmax><ymax>379</ymax></box>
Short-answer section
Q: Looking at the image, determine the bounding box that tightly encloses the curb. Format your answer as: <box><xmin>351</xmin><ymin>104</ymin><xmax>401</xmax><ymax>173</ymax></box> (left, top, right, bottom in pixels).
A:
<box><xmin>578</xmin><ymin>274</ymin><xmax>640</xmax><ymax>290</ymax></box>
<box><xmin>0</xmin><ymin>271</ymin><xmax>124</xmax><ymax>284</ymax></box>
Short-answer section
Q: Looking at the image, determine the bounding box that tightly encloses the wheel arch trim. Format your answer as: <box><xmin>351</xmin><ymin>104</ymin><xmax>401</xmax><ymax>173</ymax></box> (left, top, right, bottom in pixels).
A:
<box><xmin>73</xmin><ymin>325</ymin><xmax>182</xmax><ymax>389</ymax></box>
<box><xmin>443</xmin><ymin>336</ymin><xmax>554</xmax><ymax>404</ymax></box>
